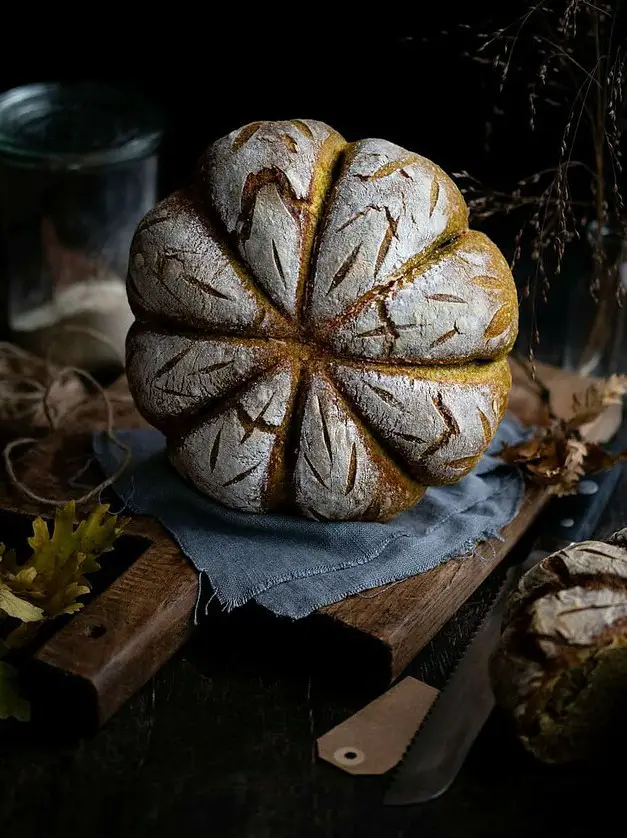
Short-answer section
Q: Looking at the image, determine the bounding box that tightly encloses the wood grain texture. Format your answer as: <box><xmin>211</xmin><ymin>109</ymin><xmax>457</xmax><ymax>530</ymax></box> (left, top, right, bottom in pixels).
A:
<box><xmin>318</xmin><ymin>485</ymin><xmax>548</xmax><ymax>681</ymax></box>
<box><xmin>34</xmin><ymin>521</ymin><xmax>197</xmax><ymax>728</ymax></box>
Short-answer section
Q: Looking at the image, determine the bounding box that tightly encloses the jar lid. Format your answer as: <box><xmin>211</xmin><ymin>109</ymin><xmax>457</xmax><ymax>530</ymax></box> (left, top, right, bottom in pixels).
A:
<box><xmin>0</xmin><ymin>82</ymin><xmax>164</xmax><ymax>170</ymax></box>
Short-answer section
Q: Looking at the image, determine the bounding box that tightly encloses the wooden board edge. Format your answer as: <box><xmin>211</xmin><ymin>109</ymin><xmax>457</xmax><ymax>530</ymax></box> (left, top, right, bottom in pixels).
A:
<box><xmin>33</xmin><ymin>539</ymin><xmax>198</xmax><ymax>727</ymax></box>
<box><xmin>318</xmin><ymin>484</ymin><xmax>549</xmax><ymax>683</ymax></box>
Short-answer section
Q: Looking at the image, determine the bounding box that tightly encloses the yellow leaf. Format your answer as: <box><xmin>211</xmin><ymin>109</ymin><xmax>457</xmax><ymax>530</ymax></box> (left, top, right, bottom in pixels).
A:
<box><xmin>57</xmin><ymin>602</ymin><xmax>85</xmax><ymax>616</ymax></box>
<box><xmin>28</xmin><ymin>503</ymin><xmax>77</xmax><ymax>579</ymax></box>
<box><xmin>0</xmin><ymin>501</ymin><xmax>127</xmax><ymax>646</ymax></box>
<box><xmin>0</xmin><ymin>584</ymin><xmax>44</xmax><ymax>622</ymax></box>
<box><xmin>0</xmin><ymin>662</ymin><xmax>30</xmax><ymax>722</ymax></box>
<box><xmin>12</xmin><ymin>567</ymin><xmax>38</xmax><ymax>588</ymax></box>
<box><xmin>75</xmin><ymin>503</ymin><xmax>128</xmax><ymax>564</ymax></box>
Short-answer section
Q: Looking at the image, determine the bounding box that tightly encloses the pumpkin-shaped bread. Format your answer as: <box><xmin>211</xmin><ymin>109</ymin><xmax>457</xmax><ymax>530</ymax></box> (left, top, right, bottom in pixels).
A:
<box><xmin>126</xmin><ymin>119</ymin><xmax>517</xmax><ymax>521</ymax></box>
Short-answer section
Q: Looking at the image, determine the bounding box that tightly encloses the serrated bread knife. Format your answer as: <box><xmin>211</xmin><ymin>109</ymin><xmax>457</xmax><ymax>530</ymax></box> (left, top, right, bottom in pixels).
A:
<box><xmin>384</xmin><ymin>466</ymin><xmax>623</xmax><ymax>806</ymax></box>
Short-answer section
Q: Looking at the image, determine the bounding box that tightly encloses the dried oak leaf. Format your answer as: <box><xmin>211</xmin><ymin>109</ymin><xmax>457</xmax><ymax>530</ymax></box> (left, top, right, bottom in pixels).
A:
<box><xmin>500</xmin><ymin>422</ymin><xmax>625</xmax><ymax>497</ymax></box>
<box><xmin>0</xmin><ymin>578</ymin><xmax>44</xmax><ymax>624</ymax></box>
<box><xmin>0</xmin><ymin>502</ymin><xmax>128</xmax><ymax>722</ymax></box>
<box><xmin>583</xmin><ymin>443</ymin><xmax>627</xmax><ymax>475</ymax></box>
<box><xmin>9</xmin><ymin>501</ymin><xmax>128</xmax><ymax>619</ymax></box>
<box><xmin>501</xmin><ymin>372</ymin><xmax>627</xmax><ymax>495</ymax></box>
<box><xmin>569</xmin><ymin>375</ymin><xmax>627</xmax><ymax>430</ymax></box>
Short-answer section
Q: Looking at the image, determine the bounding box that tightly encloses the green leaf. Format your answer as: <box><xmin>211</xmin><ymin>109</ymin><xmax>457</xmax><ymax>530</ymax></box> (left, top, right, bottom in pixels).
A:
<box><xmin>0</xmin><ymin>584</ymin><xmax>44</xmax><ymax>622</ymax></box>
<box><xmin>0</xmin><ymin>662</ymin><xmax>30</xmax><ymax>722</ymax></box>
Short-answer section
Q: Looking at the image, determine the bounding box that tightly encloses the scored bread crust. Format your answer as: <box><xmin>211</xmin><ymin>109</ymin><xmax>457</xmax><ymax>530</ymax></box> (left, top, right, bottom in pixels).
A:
<box><xmin>490</xmin><ymin>541</ymin><xmax>627</xmax><ymax>763</ymax></box>
<box><xmin>126</xmin><ymin>119</ymin><xmax>517</xmax><ymax>521</ymax></box>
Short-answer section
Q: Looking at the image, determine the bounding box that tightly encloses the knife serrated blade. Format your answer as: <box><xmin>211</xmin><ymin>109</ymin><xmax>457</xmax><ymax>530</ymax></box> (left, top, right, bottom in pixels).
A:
<box><xmin>384</xmin><ymin>464</ymin><xmax>623</xmax><ymax>806</ymax></box>
<box><xmin>383</xmin><ymin>567</ymin><xmax>516</xmax><ymax>806</ymax></box>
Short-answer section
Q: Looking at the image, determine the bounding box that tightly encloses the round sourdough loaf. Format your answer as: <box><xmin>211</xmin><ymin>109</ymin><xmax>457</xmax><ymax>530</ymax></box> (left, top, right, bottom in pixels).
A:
<box><xmin>126</xmin><ymin>119</ymin><xmax>518</xmax><ymax>521</ymax></box>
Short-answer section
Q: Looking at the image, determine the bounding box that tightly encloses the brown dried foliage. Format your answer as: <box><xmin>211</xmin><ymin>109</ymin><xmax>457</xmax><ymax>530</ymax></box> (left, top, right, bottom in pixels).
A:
<box><xmin>500</xmin><ymin>368</ymin><xmax>627</xmax><ymax>494</ymax></box>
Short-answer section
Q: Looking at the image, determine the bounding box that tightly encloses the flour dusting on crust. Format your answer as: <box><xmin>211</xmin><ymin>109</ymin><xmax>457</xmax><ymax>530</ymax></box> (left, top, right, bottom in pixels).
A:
<box><xmin>126</xmin><ymin>119</ymin><xmax>518</xmax><ymax>520</ymax></box>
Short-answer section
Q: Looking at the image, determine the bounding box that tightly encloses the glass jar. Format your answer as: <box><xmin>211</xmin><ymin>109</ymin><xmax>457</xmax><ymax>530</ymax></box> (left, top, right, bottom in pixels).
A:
<box><xmin>515</xmin><ymin>221</ymin><xmax>627</xmax><ymax>377</ymax></box>
<box><xmin>0</xmin><ymin>82</ymin><xmax>163</xmax><ymax>372</ymax></box>
<box><xmin>562</xmin><ymin>222</ymin><xmax>627</xmax><ymax>377</ymax></box>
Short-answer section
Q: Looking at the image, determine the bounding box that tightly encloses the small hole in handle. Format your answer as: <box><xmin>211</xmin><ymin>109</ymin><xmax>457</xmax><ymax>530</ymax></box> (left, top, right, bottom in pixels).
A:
<box><xmin>85</xmin><ymin>624</ymin><xmax>107</xmax><ymax>639</ymax></box>
<box><xmin>343</xmin><ymin>751</ymin><xmax>358</xmax><ymax>760</ymax></box>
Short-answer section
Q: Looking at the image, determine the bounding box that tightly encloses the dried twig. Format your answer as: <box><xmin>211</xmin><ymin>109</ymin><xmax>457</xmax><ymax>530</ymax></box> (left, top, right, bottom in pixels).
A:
<box><xmin>452</xmin><ymin>1</ymin><xmax>627</xmax><ymax>364</ymax></box>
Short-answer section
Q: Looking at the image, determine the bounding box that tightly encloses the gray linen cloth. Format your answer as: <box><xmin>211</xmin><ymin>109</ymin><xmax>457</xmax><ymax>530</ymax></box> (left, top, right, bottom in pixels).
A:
<box><xmin>93</xmin><ymin>415</ymin><xmax>526</xmax><ymax>619</ymax></box>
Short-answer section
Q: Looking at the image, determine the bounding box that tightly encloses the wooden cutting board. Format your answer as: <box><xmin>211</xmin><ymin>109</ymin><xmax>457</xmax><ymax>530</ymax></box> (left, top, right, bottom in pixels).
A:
<box><xmin>0</xmin><ymin>360</ymin><xmax>620</xmax><ymax>728</ymax></box>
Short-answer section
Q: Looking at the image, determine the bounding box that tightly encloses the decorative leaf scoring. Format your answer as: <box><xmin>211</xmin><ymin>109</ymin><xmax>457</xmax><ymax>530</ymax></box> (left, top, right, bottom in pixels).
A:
<box><xmin>317</xmin><ymin>396</ymin><xmax>334</xmax><ymax>463</ymax></box>
<box><xmin>181</xmin><ymin>273</ymin><xmax>232</xmax><ymax>300</ymax></box>
<box><xmin>356</xmin><ymin>156</ymin><xmax>421</xmax><ymax>181</ymax></box>
<box><xmin>234</xmin><ymin>394</ymin><xmax>278</xmax><ymax>442</ymax></box>
<box><xmin>280</xmin><ymin>133</ymin><xmax>298</xmax><ymax>153</ymax></box>
<box><xmin>232</xmin><ymin>122</ymin><xmax>263</xmax><ymax>152</ymax></box>
<box><xmin>303</xmin><ymin>452</ymin><xmax>328</xmax><ymax>487</ymax></box>
<box><xmin>210</xmin><ymin>427</ymin><xmax>222</xmax><ymax>471</ymax></box>
<box><xmin>335</xmin><ymin>205</ymin><xmax>381</xmax><ymax>233</ymax></box>
<box><xmin>355</xmin><ymin>325</ymin><xmax>389</xmax><ymax>339</ymax></box>
<box><xmin>272</xmin><ymin>240</ymin><xmax>287</xmax><ymax>287</ymax></box>
<box><xmin>374</xmin><ymin>208</ymin><xmax>399</xmax><ymax>277</ymax></box>
<box><xmin>222</xmin><ymin>461</ymin><xmax>263</xmax><ymax>487</ymax></box>
<box><xmin>155</xmin><ymin>343</ymin><xmax>196</xmax><ymax>380</ymax></box>
<box><xmin>484</xmin><ymin>305</ymin><xmax>514</xmax><ymax>340</ymax></box>
<box><xmin>238</xmin><ymin>167</ymin><xmax>305</xmax><ymax>244</ymax></box>
<box><xmin>472</xmin><ymin>274</ymin><xmax>506</xmax><ymax>292</ymax></box>
<box><xmin>478</xmin><ymin>408</ymin><xmax>492</xmax><ymax>445</ymax></box>
<box><xmin>394</xmin><ymin>431</ymin><xmax>426</xmax><ymax>443</ymax></box>
<box><xmin>425</xmin><ymin>293</ymin><xmax>467</xmax><ymax>303</ymax></box>
<box><xmin>345</xmin><ymin>443</ymin><xmax>358</xmax><ymax>495</ymax></box>
<box><xmin>189</xmin><ymin>360</ymin><xmax>234</xmax><ymax>377</ymax></box>
<box><xmin>429</xmin><ymin>177</ymin><xmax>440</xmax><ymax>218</ymax></box>
<box><xmin>429</xmin><ymin>324</ymin><xmax>460</xmax><ymax>349</ymax></box>
<box><xmin>366</xmin><ymin>382</ymin><xmax>406</xmax><ymax>410</ymax></box>
<box><xmin>377</xmin><ymin>299</ymin><xmax>401</xmax><ymax>352</ymax></box>
<box><xmin>327</xmin><ymin>243</ymin><xmax>362</xmax><ymax>294</ymax></box>
<box><xmin>419</xmin><ymin>393</ymin><xmax>460</xmax><ymax>460</ymax></box>
<box><xmin>291</xmin><ymin>120</ymin><xmax>314</xmax><ymax>140</ymax></box>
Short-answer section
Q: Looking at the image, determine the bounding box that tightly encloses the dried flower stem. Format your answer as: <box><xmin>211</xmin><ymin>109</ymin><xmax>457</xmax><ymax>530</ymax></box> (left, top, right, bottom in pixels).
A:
<box><xmin>455</xmin><ymin>1</ymin><xmax>627</xmax><ymax>368</ymax></box>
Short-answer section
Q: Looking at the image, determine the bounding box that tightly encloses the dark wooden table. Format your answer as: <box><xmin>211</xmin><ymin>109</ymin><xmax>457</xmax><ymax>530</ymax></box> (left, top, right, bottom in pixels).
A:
<box><xmin>0</xmin><ymin>462</ymin><xmax>624</xmax><ymax>838</ymax></box>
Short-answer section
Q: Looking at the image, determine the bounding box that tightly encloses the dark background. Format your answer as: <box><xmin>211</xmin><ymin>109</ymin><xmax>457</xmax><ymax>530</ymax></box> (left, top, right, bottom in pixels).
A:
<box><xmin>4</xmin><ymin>2</ymin><xmax>616</xmax><ymax>360</ymax></box>
<box><xmin>0</xmin><ymin>3</ymin><xmax>553</xmax><ymax>200</ymax></box>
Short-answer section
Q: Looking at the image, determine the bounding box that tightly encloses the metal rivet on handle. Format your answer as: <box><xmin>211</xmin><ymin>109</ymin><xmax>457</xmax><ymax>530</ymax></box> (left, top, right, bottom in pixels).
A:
<box><xmin>560</xmin><ymin>518</ymin><xmax>575</xmax><ymax>528</ymax></box>
<box><xmin>333</xmin><ymin>747</ymin><xmax>366</xmax><ymax>767</ymax></box>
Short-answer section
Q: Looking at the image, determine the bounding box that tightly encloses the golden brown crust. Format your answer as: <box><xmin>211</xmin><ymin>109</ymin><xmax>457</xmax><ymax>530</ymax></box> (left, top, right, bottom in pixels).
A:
<box><xmin>126</xmin><ymin>119</ymin><xmax>518</xmax><ymax>521</ymax></box>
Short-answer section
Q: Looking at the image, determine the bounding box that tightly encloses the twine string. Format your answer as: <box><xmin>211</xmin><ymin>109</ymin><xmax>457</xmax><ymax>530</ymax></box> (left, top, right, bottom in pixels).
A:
<box><xmin>1</xmin><ymin>328</ymin><xmax>132</xmax><ymax>507</ymax></box>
